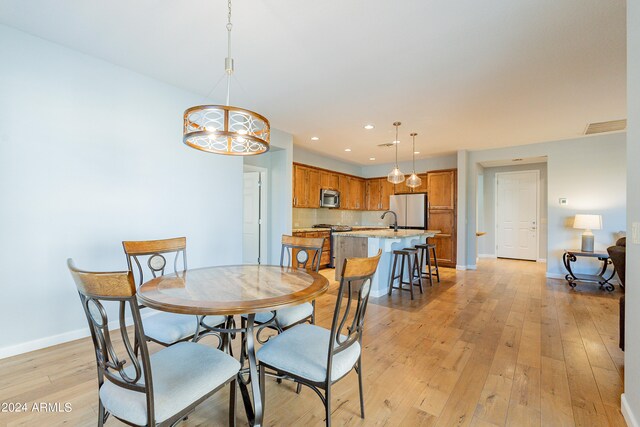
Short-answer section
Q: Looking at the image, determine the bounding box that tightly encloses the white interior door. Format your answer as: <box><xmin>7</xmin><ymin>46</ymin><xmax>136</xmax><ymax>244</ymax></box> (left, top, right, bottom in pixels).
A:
<box><xmin>496</xmin><ymin>171</ymin><xmax>538</xmax><ymax>261</ymax></box>
<box><xmin>243</xmin><ymin>172</ymin><xmax>261</xmax><ymax>264</ymax></box>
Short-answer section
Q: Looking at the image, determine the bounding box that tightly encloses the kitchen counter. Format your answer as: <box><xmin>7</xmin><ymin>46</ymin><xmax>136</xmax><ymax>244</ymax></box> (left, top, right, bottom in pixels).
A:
<box><xmin>336</xmin><ymin>229</ymin><xmax>440</xmax><ymax>238</ymax></box>
<box><xmin>292</xmin><ymin>225</ymin><xmax>390</xmax><ymax>233</ymax></box>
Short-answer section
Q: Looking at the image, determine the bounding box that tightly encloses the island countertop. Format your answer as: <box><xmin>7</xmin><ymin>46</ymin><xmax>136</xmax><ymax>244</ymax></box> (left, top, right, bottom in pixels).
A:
<box><xmin>335</xmin><ymin>229</ymin><xmax>440</xmax><ymax>239</ymax></box>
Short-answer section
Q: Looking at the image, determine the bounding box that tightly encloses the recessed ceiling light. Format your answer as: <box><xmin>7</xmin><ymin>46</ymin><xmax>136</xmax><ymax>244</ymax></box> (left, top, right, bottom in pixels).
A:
<box><xmin>310</xmin><ymin>136</ymin><xmax>319</xmax><ymax>141</ymax></box>
<box><xmin>369</xmin><ymin>157</ymin><xmax>376</xmax><ymax>161</ymax></box>
<box><xmin>364</xmin><ymin>124</ymin><xmax>375</xmax><ymax>130</ymax></box>
<box><xmin>414</xmin><ymin>151</ymin><xmax>420</xmax><ymax>154</ymax></box>
<box><xmin>344</xmin><ymin>148</ymin><xmax>352</xmax><ymax>152</ymax></box>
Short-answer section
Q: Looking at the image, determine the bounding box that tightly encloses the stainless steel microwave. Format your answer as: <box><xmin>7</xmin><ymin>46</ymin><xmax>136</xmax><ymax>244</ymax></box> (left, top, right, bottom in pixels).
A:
<box><xmin>320</xmin><ymin>189</ymin><xmax>340</xmax><ymax>208</ymax></box>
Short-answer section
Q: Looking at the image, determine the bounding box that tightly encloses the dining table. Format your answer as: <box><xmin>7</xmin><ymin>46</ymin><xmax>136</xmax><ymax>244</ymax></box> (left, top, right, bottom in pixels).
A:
<box><xmin>137</xmin><ymin>264</ymin><xmax>330</xmax><ymax>427</ymax></box>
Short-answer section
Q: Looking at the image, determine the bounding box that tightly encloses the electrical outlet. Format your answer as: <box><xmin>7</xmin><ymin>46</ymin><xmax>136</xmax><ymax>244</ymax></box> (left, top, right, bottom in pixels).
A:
<box><xmin>633</xmin><ymin>222</ymin><xmax>640</xmax><ymax>244</ymax></box>
<box><xmin>559</xmin><ymin>198</ymin><xmax>568</xmax><ymax>206</ymax></box>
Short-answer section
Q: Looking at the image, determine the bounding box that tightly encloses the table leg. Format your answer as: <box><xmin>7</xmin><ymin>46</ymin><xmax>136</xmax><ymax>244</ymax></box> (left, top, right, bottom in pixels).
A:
<box><xmin>563</xmin><ymin>252</ymin><xmax>578</xmax><ymax>288</ymax></box>
<box><xmin>597</xmin><ymin>257</ymin><xmax>616</xmax><ymax>292</ymax></box>
<box><xmin>237</xmin><ymin>314</ymin><xmax>263</xmax><ymax>427</ymax></box>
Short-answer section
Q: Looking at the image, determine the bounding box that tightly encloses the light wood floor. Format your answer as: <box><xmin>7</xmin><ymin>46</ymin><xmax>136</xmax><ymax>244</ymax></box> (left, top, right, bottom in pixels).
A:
<box><xmin>0</xmin><ymin>259</ymin><xmax>626</xmax><ymax>426</ymax></box>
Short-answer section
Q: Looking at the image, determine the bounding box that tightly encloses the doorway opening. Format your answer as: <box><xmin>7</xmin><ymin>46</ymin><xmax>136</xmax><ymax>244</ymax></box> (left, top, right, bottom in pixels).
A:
<box><xmin>475</xmin><ymin>157</ymin><xmax>548</xmax><ymax>268</ymax></box>
<box><xmin>243</xmin><ymin>166</ymin><xmax>268</xmax><ymax>264</ymax></box>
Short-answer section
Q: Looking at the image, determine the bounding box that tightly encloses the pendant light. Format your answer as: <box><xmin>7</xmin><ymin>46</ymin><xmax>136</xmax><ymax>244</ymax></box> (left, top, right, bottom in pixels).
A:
<box><xmin>387</xmin><ymin>122</ymin><xmax>405</xmax><ymax>184</ymax></box>
<box><xmin>183</xmin><ymin>0</ymin><xmax>270</xmax><ymax>155</ymax></box>
<box><xmin>406</xmin><ymin>133</ymin><xmax>422</xmax><ymax>188</ymax></box>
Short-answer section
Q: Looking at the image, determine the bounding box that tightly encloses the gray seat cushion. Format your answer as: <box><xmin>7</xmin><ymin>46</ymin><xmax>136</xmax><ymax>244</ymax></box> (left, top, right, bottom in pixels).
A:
<box><xmin>243</xmin><ymin>302</ymin><xmax>313</xmax><ymax>328</ymax></box>
<box><xmin>198</xmin><ymin>314</ymin><xmax>228</xmax><ymax>329</ymax></box>
<box><xmin>100</xmin><ymin>342</ymin><xmax>240</xmax><ymax>425</ymax></box>
<box><xmin>142</xmin><ymin>309</ymin><xmax>199</xmax><ymax>345</ymax></box>
<box><xmin>257</xmin><ymin>323</ymin><xmax>360</xmax><ymax>383</ymax></box>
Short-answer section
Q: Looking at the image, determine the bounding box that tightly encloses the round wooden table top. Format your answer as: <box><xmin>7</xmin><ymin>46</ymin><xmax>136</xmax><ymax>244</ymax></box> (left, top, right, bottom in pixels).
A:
<box><xmin>137</xmin><ymin>265</ymin><xmax>330</xmax><ymax>316</ymax></box>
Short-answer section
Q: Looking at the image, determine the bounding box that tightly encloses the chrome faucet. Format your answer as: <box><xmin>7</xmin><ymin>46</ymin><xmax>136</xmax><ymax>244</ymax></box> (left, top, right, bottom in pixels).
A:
<box><xmin>381</xmin><ymin>210</ymin><xmax>398</xmax><ymax>232</ymax></box>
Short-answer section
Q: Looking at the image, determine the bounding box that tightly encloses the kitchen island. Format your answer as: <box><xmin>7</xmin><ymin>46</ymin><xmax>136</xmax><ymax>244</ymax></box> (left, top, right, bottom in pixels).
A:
<box><xmin>334</xmin><ymin>229</ymin><xmax>439</xmax><ymax>297</ymax></box>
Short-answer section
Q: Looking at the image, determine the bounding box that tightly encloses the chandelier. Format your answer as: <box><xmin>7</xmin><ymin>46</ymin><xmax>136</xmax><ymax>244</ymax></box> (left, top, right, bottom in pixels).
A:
<box><xmin>387</xmin><ymin>122</ymin><xmax>405</xmax><ymax>184</ymax></box>
<box><xmin>183</xmin><ymin>0</ymin><xmax>270</xmax><ymax>155</ymax></box>
<box><xmin>406</xmin><ymin>132</ymin><xmax>422</xmax><ymax>188</ymax></box>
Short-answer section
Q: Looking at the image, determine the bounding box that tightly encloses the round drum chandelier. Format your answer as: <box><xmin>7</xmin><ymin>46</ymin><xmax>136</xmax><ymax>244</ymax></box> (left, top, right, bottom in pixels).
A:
<box><xmin>183</xmin><ymin>0</ymin><xmax>270</xmax><ymax>155</ymax></box>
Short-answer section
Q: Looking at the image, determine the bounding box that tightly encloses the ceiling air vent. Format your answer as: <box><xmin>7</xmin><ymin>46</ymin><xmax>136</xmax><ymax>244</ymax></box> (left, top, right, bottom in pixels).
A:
<box><xmin>377</xmin><ymin>142</ymin><xmax>396</xmax><ymax>148</ymax></box>
<box><xmin>585</xmin><ymin>119</ymin><xmax>627</xmax><ymax>135</ymax></box>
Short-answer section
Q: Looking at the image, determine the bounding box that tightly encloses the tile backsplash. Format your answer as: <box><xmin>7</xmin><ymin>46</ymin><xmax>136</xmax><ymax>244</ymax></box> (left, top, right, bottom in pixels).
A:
<box><xmin>293</xmin><ymin>208</ymin><xmax>393</xmax><ymax>228</ymax></box>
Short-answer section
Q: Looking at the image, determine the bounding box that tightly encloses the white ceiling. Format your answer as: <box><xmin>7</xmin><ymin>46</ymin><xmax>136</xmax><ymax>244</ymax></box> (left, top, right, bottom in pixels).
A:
<box><xmin>0</xmin><ymin>0</ymin><xmax>626</xmax><ymax>165</ymax></box>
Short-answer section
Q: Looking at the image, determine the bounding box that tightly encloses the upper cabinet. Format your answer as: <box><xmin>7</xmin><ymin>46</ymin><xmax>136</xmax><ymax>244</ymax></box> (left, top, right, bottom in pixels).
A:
<box><xmin>347</xmin><ymin>177</ymin><xmax>365</xmax><ymax>210</ymax></box>
<box><xmin>293</xmin><ymin>164</ymin><xmax>320</xmax><ymax>208</ymax></box>
<box><xmin>427</xmin><ymin>170</ymin><xmax>456</xmax><ymax>209</ymax></box>
<box><xmin>366</xmin><ymin>178</ymin><xmax>394</xmax><ymax>211</ymax></box>
<box><xmin>320</xmin><ymin>170</ymin><xmax>340</xmax><ymax>190</ymax></box>
<box><xmin>396</xmin><ymin>173</ymin><xmax>428</xmax><ymax>194</ymax></box>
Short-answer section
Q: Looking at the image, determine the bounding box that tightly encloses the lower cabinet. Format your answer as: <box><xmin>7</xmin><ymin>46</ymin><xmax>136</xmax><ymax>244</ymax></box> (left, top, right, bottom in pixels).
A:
<box><xmin>292</xmin><ymin>230</ymin><xmax>331</xmax><ymax>268</ymax></box>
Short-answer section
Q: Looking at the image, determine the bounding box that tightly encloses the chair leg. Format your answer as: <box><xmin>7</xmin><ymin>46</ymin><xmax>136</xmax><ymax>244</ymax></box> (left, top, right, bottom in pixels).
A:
<box><xmin>229</xmin><ymin>379</ymin><xmax>236</xmax><ymax>427</ymax></box>
<box><xmin>399</xmin><ymin>255</ymin><xmax>406</xmax><ymax>295</ymax></box>
<box><xmin>432</xmin><ymin>247</ymin><xmax>440</xmax><ymax>282</ymax></box>
<box><xmin>98</xmin><ymin>401</ymin><xmax>106</xmax><ymax>427</ymax></box>
<box><xmin>296</xmin><ymin>382</ymin><xmax>302</xmax><ymax>394</ymax></box>
<box><xmin>388</xmin><ymin>254</ymin><xmax>398</xmax><ymax>296</ymax></box>
<box><xmin>311</xmin><ymin>300</ymin><xmax>316</xmax><ymax>324</ymax></box>
<box><xmin>426</xmin><ymin>248</ymin><xmax>433</xmax><ymax>287</ymax></box>
<box><xmin>357</xmin><ymin>358</ymin><xmax>365</xmax><ymax>419</ymax></box>
<box><xmin>325</xmin><ymin>387</ymin><xmax>332</xmax><ymax>427</ymax></box>
<box><xmin>414</xmin><ymin>253</ymin><xmax>423</xmax><ymax>294</ymax></box>
<box><xmin>406</xmin><ymin>255</ymin><xmax>414</xmax><ymax>300</ymax></box>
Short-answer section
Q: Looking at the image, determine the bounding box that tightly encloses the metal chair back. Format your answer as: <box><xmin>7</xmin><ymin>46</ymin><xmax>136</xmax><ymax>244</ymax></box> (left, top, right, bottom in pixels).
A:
<box><xmin>280</xmin><ymin>235</ymin><xmax>324</xmax><ymax>272</ymax></box>
<box><xmin>326</xmin><ymin>249</ymin><xmax>382</xmax><ymax>381</ymax></box>
<box><xmin>67</xmin><ymin>259</ymin><xmax>157</xmax><ymax>424</ymax></box>
<box><xmin>122</xmin><ymin>237</ymin><xmax>187</xmax><ymax>287</ymax></box>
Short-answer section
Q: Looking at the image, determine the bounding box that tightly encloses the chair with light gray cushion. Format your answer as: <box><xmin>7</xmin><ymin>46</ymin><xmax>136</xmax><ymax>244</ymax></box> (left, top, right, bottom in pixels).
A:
<box><xmin>123</xmin><ymin>237</ymin><xmax>226</xmax><ymax>346</ymax></box>
<box><xmin>67</xmin><ymin>259</ymin><xmax>239</xmax><ymax>427</ymax></box>
<box><xmin>257</xmin><ymin>249</ymin><xmax>382</xmax><ymax>427</ymax></box>
<box><xmin>241</xmin><ymin>235</ymin><xmax>325</xmax><ymax>332</ymax></box>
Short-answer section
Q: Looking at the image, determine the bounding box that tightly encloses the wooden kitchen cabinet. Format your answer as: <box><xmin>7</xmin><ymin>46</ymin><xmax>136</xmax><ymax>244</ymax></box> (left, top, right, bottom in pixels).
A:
<box><xmin>348</xmin><ymin>177</ymin><xmax>365</xmax><ymax>210</ymax></box>
<box><xmin>366</xmin><ymin>179</ymin><xmax>382</xmax><ymax>210</ymax></box>
<box><xmin>380</xmin><ymin>179</ymin><xmax>395</xmax><ymax>210</ymax></box>
<box><xmin>426</xmin><ymin>169</ymin><xmax>457</xmax><ymax>268</ymax></box>
<box><xmin>320</xmin><ymin>170</ymin><xmax>339</xmax><ymax>190</ymax></box>
<box><xmin>293</xmin><ymin>164</ymin><xmax>320</xmax><ymax>208</ymax></box>
<box><xmin>291</xmin><ymin>230</ymin><xmax>331</xmax><ymax>268</ymax></box>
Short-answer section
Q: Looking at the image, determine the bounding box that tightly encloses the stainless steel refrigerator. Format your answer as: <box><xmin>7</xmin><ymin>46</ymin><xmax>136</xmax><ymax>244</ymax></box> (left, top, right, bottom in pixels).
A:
<box><xmin>389</xmin><ymin>193</ymin><xmax>428</xmax><ymax>229</ymax></box>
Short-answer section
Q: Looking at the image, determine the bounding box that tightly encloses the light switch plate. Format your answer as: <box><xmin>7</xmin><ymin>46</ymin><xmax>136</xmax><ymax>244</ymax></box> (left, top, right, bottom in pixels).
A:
<box><xmin>632</xmin><ymin>222</ymin><xmax>640</xmax><ymax>244</ymax></box>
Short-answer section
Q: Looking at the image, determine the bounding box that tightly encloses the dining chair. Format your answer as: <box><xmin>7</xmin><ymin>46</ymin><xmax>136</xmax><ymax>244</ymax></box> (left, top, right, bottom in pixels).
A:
<box><xmin>244</xmin><ymin>235</ymin><xmax>325</xmax><ymax>333</ymax></box>
<box><xmin>257</xmin><ymin>249</ymin><xmax>382</xmax><ymax>427</ymax></box>
<box><xmin>123</xmin><ymin>237</ymin><xmax>226</xmax><ymax>347</ymax></box>
<box><xmin>67</xmin><ymin>259</ymin><xmax>240</xmax><ymax>427</ymax></box>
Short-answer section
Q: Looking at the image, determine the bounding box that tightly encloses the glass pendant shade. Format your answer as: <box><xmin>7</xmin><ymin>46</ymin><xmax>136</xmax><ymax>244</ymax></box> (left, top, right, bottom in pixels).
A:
<box><xmin>406</xmin><ymin>172</ymin><xmax>422</xmax><ymax>188</ymax></box>
<box><xmin>183</xmin><ymin>105</ymin><xmax>270</xmax><ymax>155</ymax></box>
<box><xmin>387</xmin><ymin>121</ymin><xmax>405</xmax><ymax>184</ymax></box>
<box><xmin>388</xmin><ymin>167</ymin><xmax>405</xmax><ymax>184</ymax></box>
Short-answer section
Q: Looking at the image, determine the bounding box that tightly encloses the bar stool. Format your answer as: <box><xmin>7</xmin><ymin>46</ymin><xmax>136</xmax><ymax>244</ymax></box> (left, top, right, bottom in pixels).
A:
<box><xmin>388</xmin><ymin>248</ymin><xmax>423</xmax><ymax>299</ymax></box>
<box><xmin>415</xmin><ymin>240</ymin><xmax>440</xmax><ymax>286</ymax></box>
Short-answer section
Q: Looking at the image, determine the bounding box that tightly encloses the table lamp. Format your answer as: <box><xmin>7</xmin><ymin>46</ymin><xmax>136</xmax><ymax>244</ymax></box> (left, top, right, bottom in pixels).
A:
<box><xmin>573</xmin><ymin>214</ymin><xmax>602</xmax><ymax>252</ymax></box>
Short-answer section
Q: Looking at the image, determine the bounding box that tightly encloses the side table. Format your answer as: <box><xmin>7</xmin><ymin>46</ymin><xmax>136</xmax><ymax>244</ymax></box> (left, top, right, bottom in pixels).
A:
<box><xmin>562</xmin><ymin>249</ymin><xmax>615</xmax><ymax>292</ymax></box>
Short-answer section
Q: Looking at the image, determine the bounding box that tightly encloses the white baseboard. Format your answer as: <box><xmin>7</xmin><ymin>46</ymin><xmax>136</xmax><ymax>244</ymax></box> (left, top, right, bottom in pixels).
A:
<box><xmin>0</xmin><ymin>311</ymin><xmax>157</xmax><ymax>360</ymax></box>
<box><xmin>546</xmin><ymin>272</ymin><xmax>565</xmax><ymax>280</ymax></box>
<box><xmin>478</xmin><ymin>254</ymin><xmax>497</xmax><ymax>259</ymax></box>
<box><xmin>456</xmin><ymin>265</ymin><xmax>466</xmax><ymax>270</ymax></box>
<box><xmin>466</xmin><ymin>265</ymin><xmax>477</xmax><ymax>270</ymax></box>
<box><xmin>537</xmin><ymin>258</ymin><xmax>547</xmax><ymax>263</ymax></box>
<box><xmin>370</xmin><ymin>288</ymin><xmax>387</xmax><ymax>298</ymax></box>
<box><xmin>622</xmin><ymin>394</ymin><xmax>639</xmax><ymax>427</ymax></box>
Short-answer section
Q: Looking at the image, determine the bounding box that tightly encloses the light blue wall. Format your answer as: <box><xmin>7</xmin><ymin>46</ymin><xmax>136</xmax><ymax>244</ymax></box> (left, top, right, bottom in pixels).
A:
<box><xmin>463</xmin><ymin>133</ymin><xmax>626</xmax><ymax>276</ymax></box>
<box><xmin>361</xmin><ymin>154</ymin><xmax>457</xmax><ymax>178</ymax></box>
<box><xmin>624</xmin><ymin>2</ymin><xmax>640</xmax><ymax>422</ymax></box>
<box><xmin>0</xmin><ymin>24</ymin><xmax>244</xmax><ymax>357</ymax></box>
<box><xmin>293</xmin><ymin>146</ymin><xmax>362</xmax><ymax>175</ymax></box>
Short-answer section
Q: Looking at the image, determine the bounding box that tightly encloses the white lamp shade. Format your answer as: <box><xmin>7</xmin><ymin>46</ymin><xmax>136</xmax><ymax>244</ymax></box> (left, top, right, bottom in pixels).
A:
<box><xmin>573</xmin><ymin>214</ymin><xmax>602</xmax><ymax>230</ymax></box>
<box><xmin>387</xmin><ymin>167</ymin><xmax>405</xmax><ymax>184</ymax></box>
